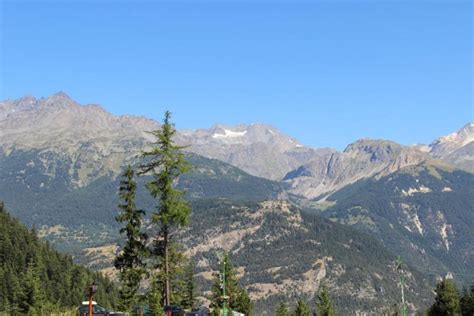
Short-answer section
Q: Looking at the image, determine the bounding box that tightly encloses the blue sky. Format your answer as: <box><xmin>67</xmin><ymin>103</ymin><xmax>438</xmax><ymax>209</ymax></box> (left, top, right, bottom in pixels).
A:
<box><xmin>1</xmin><ymin>0</ymin><xmax>472</xmax><ymax>150</ymax></box>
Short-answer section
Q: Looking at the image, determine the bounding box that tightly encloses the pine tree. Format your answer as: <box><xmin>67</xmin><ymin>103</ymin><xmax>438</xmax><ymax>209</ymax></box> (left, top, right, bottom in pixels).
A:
<box><xmin>428</xmin><ymin>279</ymin><xmax>461</xmax><ymax>316</ymax></box>
<box><xmin>114</xmin><ymin>165</ymin><xmax>147</xmax><ymax>313</ymax></box>
<box><xmin>140</xmin><ymin>111</ymin><xmax>191</xmax><ymax>306</ymax></box>
<box><xmin>293</xmin><ymin>299</ymin><xmax>311</xmax><ymax>316</ymax></box>
<box><xmin>19</xmin><ymin>261</ymin><xmax>45</xmax><ymax>314</ymax></box>
<box><xmin>316</xmin><ymin>285</ymin><xmax>336</xmax><ymax>316</ymax></box>
<box><xmin>234</xmin><ymin>288</ymin><xmax>253</xmax><ymax>316</ymax></box>
<box><xmin>3</xmin><ymin>265</ymin><xmax>22</xmax><ymax>314</ymax></box>
<box><xmin>180</xmin><ymin>261</ymin><xmax>196</xmax><ymax>309</ymax></box>
<box><xmin>460</xmin><ymin>284</ymin><xmax>474</xmax><ymax>316</ymax></box>
<box><xmin>275</xmin><ymin>302</ymin><xmax>290</xmax><ymax>316</ymax></box>
<box><xmin>148</xmin><ymin>274</ymin><xmax>165</xmax><ymax>316</ymax></box>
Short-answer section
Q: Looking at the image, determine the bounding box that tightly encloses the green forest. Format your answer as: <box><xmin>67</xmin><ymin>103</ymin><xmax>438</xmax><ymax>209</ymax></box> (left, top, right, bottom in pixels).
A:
<box><xmin>0</xmin><ymin>202</ymin><xmax>118</xmax><ymax>314</ymax></box>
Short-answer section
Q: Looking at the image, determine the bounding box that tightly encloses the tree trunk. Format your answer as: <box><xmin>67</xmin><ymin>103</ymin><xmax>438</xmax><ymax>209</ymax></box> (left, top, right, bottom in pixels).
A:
<box><xmin>164</xmin><ymin>226</ymin><xmax>170</xmax><ymax>306</ymax></box>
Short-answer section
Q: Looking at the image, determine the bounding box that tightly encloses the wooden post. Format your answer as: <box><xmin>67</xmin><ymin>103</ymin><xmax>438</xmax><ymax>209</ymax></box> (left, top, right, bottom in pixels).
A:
<box><xmin>88</xmin><ymin>282</ymin><xmax>97</xmax><ymax>316</ymax></box>
<box><xmin>89</xmin><ymin>286</ymin><xmax>93</xmax><ymax>316</ymax></box>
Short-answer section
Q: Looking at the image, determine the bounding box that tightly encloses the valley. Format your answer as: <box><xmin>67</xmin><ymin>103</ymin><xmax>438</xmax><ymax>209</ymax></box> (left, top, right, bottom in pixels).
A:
<box><xmin>0</xmin><ymin>93</ymin><xmax>473</xmax><ymax>314</ymax></box>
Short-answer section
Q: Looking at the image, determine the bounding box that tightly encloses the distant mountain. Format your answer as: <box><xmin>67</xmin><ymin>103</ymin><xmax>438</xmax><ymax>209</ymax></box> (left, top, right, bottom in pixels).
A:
<box><xmin>426</xmin><ymin>123</ymin><xmax>474</xmax><ymax>173</ymax></box>
<box><xmin>1</xmin><ymin>93</ymin><xmax>471</xmax><ymax>199</ymax></box>
<box><xmin>322</xmin><ymin>162</ymin><xmax>474</xmax><ymax>285</ymax></box>
<box><xmin>284</xmin><ymin>139</ymin><xmax>430</xmax><ymax>199</ymax></box>
<box><xmin>0</xmin><ymin>93</ymin><xmax>332</xmax><ymax>184</ymax></box>
<box><xmin>0</xmin><ymin>92</ymin><xmax>158</xmax><ymax>187</ymax></box>
<box><xmin>176</xmin><ymin>124</ymin><xmax>335</xmax><ymax>180</ymax></box>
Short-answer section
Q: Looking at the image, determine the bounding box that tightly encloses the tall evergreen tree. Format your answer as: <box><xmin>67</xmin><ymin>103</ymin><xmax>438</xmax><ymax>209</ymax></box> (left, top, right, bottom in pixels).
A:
<box><xmin>19</xmin><ymin>261</ymin><xmax>45</xmax><ymax>314</ymax></box>
<box><xmin>114</xmin><ymin>165</ymin><xmax>147</xmax><ymax>313</ymax></box>
<box><xmin>148</xmin><ymin>273</ymin><xmax>165</xmax><ymax>316</ymax></box>
<box><xmin>460</xmin><ymin>284</ymin><xmax>474</xmax><ymax>316</ymax></box>
<box><xmin>275</xmin><ymin>302</ymin><xmax>290</xmax><ymax>316</ymax></box>
<box><xmin>293</xmin><ymin>299</ymin><xmax>311</xmax><ymax>316</ymax></box>
<box><xmin>234</xmin><ymin>288</ymin><xmax>253</xmax><ymax>316</ymax></box>
<box><xmin>428</xmin><ymin>279</ymin><xmax>461</xmax><ymax>316</ymax></box>
<box><xmin>180</xmin><ymin>261</ymin><xmax>196</xmax><ymax>309</ymax></box>
<box><xmin>140</xmin><ymin>111</ymin><xmax>191</xmax><ymax>306</ymax></box>
<box><xmin>316</xmin><ymin>285</ymin><xmax>336</xmax><ymax>316</ymax></box>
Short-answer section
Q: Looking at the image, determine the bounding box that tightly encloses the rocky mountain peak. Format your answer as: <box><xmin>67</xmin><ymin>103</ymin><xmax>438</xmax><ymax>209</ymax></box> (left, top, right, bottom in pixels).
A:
<box><xmin>284</xmin><ymin>138</ymin><xmax>430</xmax><ymax>199</ymax></box>
<box><xmin>343</xmin><ymin>139</ymin><xmax>401</xmax><ymax>160</ymax></box>
<box><xmin>429</xmin><ymin>122</ymin><xmax>474</xmax><ymax>158</ymax></box>
<box><xmin>435</xmin><ymin>123</ymin><xmax>474</xmax><ymax>145</ymax></box>
<box><xmin>41</xmin><ymin>91</ymin><xmax>77</xmax><ymax>109</ymax></box>
<box><xmin>178</xmin><ymin>122</ymin><xmax>304</xmax><ymax>150</ymax></box>
<box><xmin>190</xmin><ymin>123</ymin><xmax>301</xmax><ymax>147</ymax></box>
<box><xmin>174</xmin><ymin>122</ymin><xmax>310</xmax><ymax>180</ymax></box>
<box><xmin>16</xmin><ymin>95</ymin><xmax>38</xmax><ymax>107</ymax></box>
<box><xmin>50</xmin><ymin>91</ymin><xmax>72</xmax><ymax>100</ymax></box>
<box><xmin>0</xmin><ymin>96</ymin><xmax>36</xmax><ymax>120</ymax></box>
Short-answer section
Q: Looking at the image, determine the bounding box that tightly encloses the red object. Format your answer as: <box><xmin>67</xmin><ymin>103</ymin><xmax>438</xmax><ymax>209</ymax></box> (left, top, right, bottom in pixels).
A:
<box><xmin>89</xmin><ymin>290</ymin><xmax>93</xmax><ymax>315</ymax></box>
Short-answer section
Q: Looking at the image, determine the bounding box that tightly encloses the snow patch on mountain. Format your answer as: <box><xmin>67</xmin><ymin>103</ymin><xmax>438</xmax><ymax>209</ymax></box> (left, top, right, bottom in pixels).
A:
<box><xmin>212</xmin><ymin>129</ymin><xmax>248</xmax><ymax>139</ymax></box>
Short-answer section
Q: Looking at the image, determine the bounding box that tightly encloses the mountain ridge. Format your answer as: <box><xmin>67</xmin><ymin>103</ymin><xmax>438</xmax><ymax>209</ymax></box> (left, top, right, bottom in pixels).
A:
<box><xmin>2</xmin><ymin>93</ymin><xmax>471</xmax><ymax>194</ymax></box>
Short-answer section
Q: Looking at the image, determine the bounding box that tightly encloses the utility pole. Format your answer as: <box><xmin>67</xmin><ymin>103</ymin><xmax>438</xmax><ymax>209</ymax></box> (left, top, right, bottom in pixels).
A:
<box><xmin>222</xmin><ymin>258</ymin><xmax>228</xmax><ymax>316</ymax></box>
<box><xmin>396</xmin><ymin>257</ymin><xmax>407</xmax><ymax>316</ymax></box>
<box><xmin>217</xmin><ymin>252</ymin><xmax>229</xmax><ymax>316</ymax></box>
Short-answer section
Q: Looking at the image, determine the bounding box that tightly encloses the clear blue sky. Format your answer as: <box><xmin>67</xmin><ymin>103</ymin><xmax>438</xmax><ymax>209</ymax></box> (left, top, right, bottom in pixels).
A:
<box><xmin>1</xmin><ymin>0</ymin><xmax>472</xmax><ymax>150</ymax></box>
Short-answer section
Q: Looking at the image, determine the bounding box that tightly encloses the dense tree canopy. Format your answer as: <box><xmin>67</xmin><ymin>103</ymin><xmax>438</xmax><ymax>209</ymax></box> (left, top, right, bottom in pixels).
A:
<box><xmin>293</xmin><ymin>299</ymin><xmax>311</xmax><ymax>316</ymax></box>
<box><xmin>429</xmin><ymin>279</ymin><xmax>461</xmax><ymax>316</ymax></box>
<box><xmin>316</xmin><ymin>285</ymin><xmax>336</xmax><ymax>316</ymax></box>
<box><xmin>0</xmin><ymin>202</ymin><xmax>118</xmax><ymax>314</ymax></box>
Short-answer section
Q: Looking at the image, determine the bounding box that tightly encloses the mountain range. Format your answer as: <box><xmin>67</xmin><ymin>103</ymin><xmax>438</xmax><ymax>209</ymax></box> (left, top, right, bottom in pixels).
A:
<box><xmin>0</xmin><ymin>92</ymin><xmax>473</xmax><ymax>314</ymax></box>
<box><xmin>2</xmin><ymin>92</ymin><xmax>471</xmax><ymax>196</ymax></box>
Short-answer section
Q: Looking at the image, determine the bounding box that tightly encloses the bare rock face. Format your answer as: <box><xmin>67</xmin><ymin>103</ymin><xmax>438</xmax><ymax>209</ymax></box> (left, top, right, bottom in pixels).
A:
<box><xmin>0</xmin><ymin>92</ymin><xmax>159</xmax><ymax>150</ymax></box>
<box><xmin>176</xmin><ymin>124</ymin><xmax>336</xmax><ymax>180</ymax></box>
<box><xmin>283</xmin><ymin>139</ymin><xmax>430</xmax><ymax>199</ymax></box>
<box><xmin>429</xmin><ymin>123</ymin><xmax>474</xmax><ymax>157</ymax></box>
<box><xmin>0</xmin><ymin>92</ymin><xmax>160</xmax><ymax>186</ymax></box>
<box><xmin>427</xmin><ymin>123</ymin><xmax>474</xmax><ymax>173</ymax></box>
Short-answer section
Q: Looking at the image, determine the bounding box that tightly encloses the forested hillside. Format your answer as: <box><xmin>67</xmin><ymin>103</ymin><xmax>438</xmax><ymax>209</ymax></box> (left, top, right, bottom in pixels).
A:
<box><xmin>323</xmin><ymin>163</ymin><xmax>474</xmax><ymax>285</ymax></box>
<box><xmin>139</xmin><ymin>199</ymin><xmax>435</xmax><ymax>314</ymax></box>
<box><xmin>0</xmin><ymin>149</ymin><xmax>284</xmax><ymax>252</ymax></box>
<box><xmin>0</xmin><ymin>202</ymin><xmax>118</xmax><ymax>314</ymax></box>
